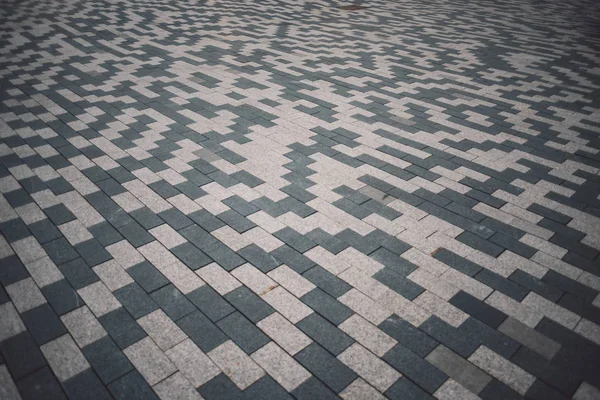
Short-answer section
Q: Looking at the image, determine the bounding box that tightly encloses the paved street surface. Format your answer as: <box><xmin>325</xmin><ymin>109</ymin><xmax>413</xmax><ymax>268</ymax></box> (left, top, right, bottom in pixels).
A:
<box><xmin>1</xmin><ymin>0</ymin><xmax>600</xmax><ymax>398</ymax></box>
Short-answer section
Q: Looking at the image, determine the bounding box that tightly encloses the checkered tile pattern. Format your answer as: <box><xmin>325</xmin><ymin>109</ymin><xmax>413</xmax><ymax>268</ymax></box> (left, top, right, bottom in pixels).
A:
<box><xmin>1</xmin><ymin>0</ymin><xmax>600</xmax><ymax>398</ymax></box>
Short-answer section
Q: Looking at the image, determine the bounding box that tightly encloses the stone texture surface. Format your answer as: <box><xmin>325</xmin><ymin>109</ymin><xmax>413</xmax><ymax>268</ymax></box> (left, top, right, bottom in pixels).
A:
<box><xmin>1</xmin><ymin>0</ymin><xmax>600</xmax><ymax>398</ymax></box>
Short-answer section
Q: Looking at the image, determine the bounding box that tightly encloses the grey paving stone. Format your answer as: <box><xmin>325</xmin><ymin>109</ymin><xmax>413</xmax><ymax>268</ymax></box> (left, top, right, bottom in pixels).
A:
<box><xmin>171</xmin><ymin>242</ymin><xmax>212</xmax><ymax>270</ymax></box>
<box><xmin>274</xmin><ymin>227</ymin><xmax>316</xmax><ymax>253</ymax></box>
<box><xmin>432</xmin><ymin>248</ymin><xmax>482</xmax><ymax>276</ymax></box>
<box><xmin>245</xmin><ymin>376</ymin><xmax>294</xmax><ymax>400</ymax></box>
<box><xmin>291</xmin><ymin>376</ymin><xmax>339</xmax><ymax>400</ymax></box>
<box><xmin>271</xmin><ymin>245</ymin><xmax>315</xmax><ymax>274</ymax></box>
<box><xmin>296</xmin><ymin>313</ymin><xmax>354</xmax><ymax>356</ymax></box>
<box><xmin>128</xmin><ymin>261</ymin><xmax>169</xmax><ymax>293</ymax></box>
<box><xmin>217</xmin><ymin>311</ymin><xmax>270</xmax><ymax>354</ymax></box>
<box><xmin>177</xmin><ymin>310</ymin><xmax>229</xmax><ymax>352</ymax></box>
<box><xmin>475</xmin><ymin>268</ymin><xmax>528</xmax><ymax>301</ymax></box>
<box><xmin>114</xmin><ymin>282</ymin><xmax>158</xmax><ymax>319</ymax></box>
<box><xmin>449</xmin><ymin>291</ymin><xmax>508</xmax><ymax>328</ymax></box>
<box><xmin>44</xmin><ymin>237</ymin><xmax>80</xmax><ymax>266</ymax></box>
<box><xmin>374</xmin><ymin>268</ymin><xmax>425</xmax><ymax>300</ymax></box>
<box><xmin>82</xmin><ymin>336</ymin><xmax>134</xmax><ymax>384</ymax></box>
<box><xmin>58</xmin><ymin>257</ymin><xmax>99</xmax><ymax>290</ymax></box>
<box><xmin>306</xmin><ymin>229</ymin><xmax>349</xmax><ymax>254</ymax></box>
<box><xmin>379</xmin><ymin>315</ymin><xmax>439</xmax><ymax>357</ymax></box>
<box><xmin>16</xmin><ymin>366</ymin><xmax>67</xmax><ymax>400</ymax></box>
<box><xmin>198</xmin><ymin>373</ymin><xmax>245</xmax><ymax>400</ymax></box>
<box><xmin>509</xmin><ymin>346</ymin><xmax>581</xmax><ymax>396</ymax></box>
<box><xmin>150</xmin><ymin>284</ymin><xmax>196</xmax><ymax>321</ymax></box>
<box><xmin>295</xmin><ymin>343</ymin><xmax>357</xmax><ymax>393</ymax></box>
<box><xmin>225</xmin><ymin>286</ymin><xmax>275</xmax><ymax>323</ymax></box>
<box><xmin>108</xmin><ymin>370</ymin><xmax>159</xmax><ymax>400</ymax></box>
<box><xmin>0</xmin><ymin>255</ymin><xmax>29</xmax><ymax>286</ymax></box>
<box><xmin>89</xmin><ymin>222</ymin><xmax>124</xmax><ymax>247</ymax></box>
<box><xmin>98</xmin><ymin>308</ymin><xmax>147</xmax><ymax>350</ymax></box>
<box><xmin>478</xmin><ymin>378</ymin><xmax>523</xmax><ymax>400</ymax></box>
<box><xmin>384</xmin><ymin>377</ymin><xmax>435</xmax><ymax>400</ymax></box>
<box><xmin>186</xmin><ymin>285</ymin><xmax>235</xmax><ymax>322</ymax></box>
<box><xmin>62</xmin><ymin>369</ymin><xmax>112</xmax><ymax>400</ymax></box>
<box><xmin>41</xmin><ymin>279</ymin><xmax>84</xmax><ymax>316</ymax></box>
<box><xmin>499</xmin><ymin>318</ymin><xmax>561</xmax><ymax>360</ymax></box>
<box><xmin>301</xmin><ymin>288</ymin><xmax>353</xmax><ymax>325</ymax></box>
<box><xmin>426</xmin><ymin>345</ymin><xmax>492</xmax><ymax>394</ymax></box>
<box><xmin>542</xmin><ymin>270</ymin><xmax>598</xmax><ymax>303</ymax></box>
<box><xmin>21</xmin><ymin>303</ymin><xmax>67</xmax><ymax>345</ymax></box>
<box><xmin>383</xmin><ymin>343</ymin><xmax>448</xmax><ymax>394</ymax></box>
<box><xmin>419</xmin><ymin>316</ymin><xmax>479</xmax><ymax>358</ymax></box>
<box><xmin>0</xmin><ymin>332</ymin><xmax>47</xmax><ymax>380</ymax></box>
<box><xmin>239</xmin><ymin>244</ymin><xmax>281</xmax><ymax>273</ymax></box>
<box><xmin>116</xmin><ymin>221</ymin><xmax>154</xmax><ymax>248</ymax></box>
<box><xmin>29</xmin><ymin>219</ymin><xmax>63</xmax><ymax>244</ymax></box>
<box><xmin>508</xmin><ymin>270</ymin><xmax>564</xmax><ymax>303</ymax></box>
<box><xmin>74</xmin><ymin>239</ymin><xmax>112</xmax><ymax>267</ymax></box>
<box><xmin>302</xmin><ymin>266</ymin><xmax>352</xmax><ymax>298</ymax></box>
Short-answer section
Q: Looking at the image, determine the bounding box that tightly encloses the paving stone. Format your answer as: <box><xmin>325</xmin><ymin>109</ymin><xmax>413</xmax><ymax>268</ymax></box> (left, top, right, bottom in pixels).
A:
<box><xmin>296</xmin><ymin>312</ymin><xmax>354</xmax><ymax>355</ymax></box>
<box><xmin>114</xmin><ymin>282</ymin><xmax>159</xmax><ymax>319</ymax></box>
<box><xmin>384</xmin><ymin>376</ymin><xmax>435</xmax><ymax>400</ymax></box>
<box><xmin>62</xmin><ymin>369</ymin><xmax>112</xmax><ymax>400</ymax></box>
<box><xmin>225</xmin><ymin>286</ymin><xmax>275</xmax><ymax>323</ymax></box>
<box><xmin>177</xmin><ymin>310</ymin><xmax>229</xmax><ymax>352</ymax></box>
<box><xmin>58</xmin><ymin>257</ymin><xmax>99</xmax><ymax>290</ymax></box>
<box><xmin>252</xmin><ymin>342</ymin><xmax>311</xmax><ymax>391</ymax></box>
<box><xmin>244</xmin><ymin>376</ymin><xmax>294</xmax><ymax>400</ymax></box>
<box><xmin>99</xmin><ymin>308</ymin><xmax>147</xmax><ymax>350</ymax></box>
<box><xmin>383</xmin><ymin>343</ymin><xmax>448</xmax><ymax>393</ymax></box>
<box><xmin>166</xmin><ymin>338</ymin><xmax>221</xmax><ymax>388</ymax></box>
<box><xmin>338</xmin><ymin>343</ymin><xmax>401</xmax><ymax>392</ymax></box>
<box><xmin>379</xmin><ymin>314</ymin><xmax>439</xmax><ymax>357</ymax></box>
<box><xmin>207</xmin><ymin>340</ymin><xmax>265</xmax><ymax>389</ymax></box>
<box><xmin>44</xmin><ymin>237</ymin><xmax>80</xmax><ymax>266</ymax></box>
<box><xmin>301</xmin><ymin>288</ymin><xmax>353</xmax><ymax>325</ymax></box>
<box><xmin>16</xmin><ymin>366</ymin><xmax>67</xmax><ymax>400</ymax></box>
<box><xmin>82</xmin><ymin>335</ymin><xmax>134</xmax><ymax>384</ymax></box>
<box><xmin>257</xmin><ymin>312</ymin><xmax>312</xmax><ymax>355</ymax></box>
<box><xmin>128</xmin><ymin>261</ymin><xmax>169</xmax><ymax>293</ymax></box>
<box><xmin>498</xmin><ymin>317</ymin><xmax>561</xmax><ymax>360</ymax></box>
<box><xmin>339</xmin><ymin>314</ymin><xmax>397</xmax><ymax>357</ymax></box>
<box><xmin>419</xmin><ymin>315</ymin><xmax>479</xmax><ymax>357</ymax></box>
<box><xmin>108</xmin><ymin>370</ymin><xmax>159</xmax><ymax>400</ymax></box>
<box><xmin>150</xmin><ymin>284</ymin><xmax>196</xmax><ymax>321</ymax></box>
<box><xmin>41</xmin><ymin>279</ymin><xmax>84</xmax><ymax>316</ymax></box>
<box><xmin>123</xmin><ymin>336</ymin><xmax>177</xmax><ymax>385</ymax></box>
<box><xmin>21</xmin><ymin>303</ymin><xmax>67</xmax><ymax>345</ymax></box>
<box><xmin>0</xmin><ymin>255</ymin><xmax>30</xmax><ymax>286</ymax></box>
<box><xmin>291</xmin><ymin>376</ymin><xmax>339</xmax><ymax>400</ymax></box>
<box><xmin>137</xmin><ymin>309</ymin><xmax>187</xmax><ymax>351</ymax></box>
<box><xmin>469</xmin><ymin>345</ymin><xmax>535</xmax><ymax>395</ymax></box>
<box><xmin>425</xmin><ymin>345</ymin><xmax>492</xmax><ymax>394</ymax></box>
<box><xmin>295</xmin><ymin>343</ymin><xmax>358</xmax><ymax>393</ymax></box>
<box><xmin>197</xmin><ymin>374</ymin><xmax>245</xmax><ymax>400</ymax></box>
<box><xmin>41</xmin><ymin>334</ymin><xmax>90</xmax><ymax>382</ymax></box>
<box><xmin>217</xmin><ymin>311</ymin><xmax>270</xmax><ymax>354</ymax></box>
<box><xmin>449</xmin><ymin>290</ymin><xmax>507</xmax><ymax>328</ymax></box>
<box><xmin>153</xmin><ymin>372</ymin><xmax>204</xmax><ymax>400</ymax></box>
<box><xmin>0</xmin><ymin>332</ymin><xmax>47</xmax><ymax>380</ymax></box>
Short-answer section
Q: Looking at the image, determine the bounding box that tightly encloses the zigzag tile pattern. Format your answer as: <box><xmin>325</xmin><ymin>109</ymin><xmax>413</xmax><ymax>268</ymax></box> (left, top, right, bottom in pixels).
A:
<box><xmin>1</xmin><ymin>0</ymin><xmax>600</xmax><ymax>398</ymax></box>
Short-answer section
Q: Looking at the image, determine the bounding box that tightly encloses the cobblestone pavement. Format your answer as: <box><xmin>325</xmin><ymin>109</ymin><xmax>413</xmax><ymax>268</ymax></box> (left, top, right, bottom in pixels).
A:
<box><xmin>1</xmin><ymin>0</ymin><xmax>600</xmax><ymax>398</ymax></box>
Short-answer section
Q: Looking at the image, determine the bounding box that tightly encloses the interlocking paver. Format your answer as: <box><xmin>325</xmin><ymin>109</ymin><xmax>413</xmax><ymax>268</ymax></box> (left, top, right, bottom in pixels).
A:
<box><xmin>2</xmin><ymin>0</ymin><xmax>600</xmax><ymax>397</ymax></box>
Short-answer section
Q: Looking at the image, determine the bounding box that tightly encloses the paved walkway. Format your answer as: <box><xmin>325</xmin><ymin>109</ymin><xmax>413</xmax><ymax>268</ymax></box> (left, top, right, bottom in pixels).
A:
<box><xmin>1</xmin><ymin>0</ymin><xmax>600</xmax><ymax>399</ymax></box>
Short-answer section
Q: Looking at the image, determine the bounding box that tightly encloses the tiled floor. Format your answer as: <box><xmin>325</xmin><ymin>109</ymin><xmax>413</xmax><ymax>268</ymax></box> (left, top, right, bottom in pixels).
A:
<box><xmin>1</xmin><ymin>0</ymin><xmax>600</xmax><ymax>398</ymax></box>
